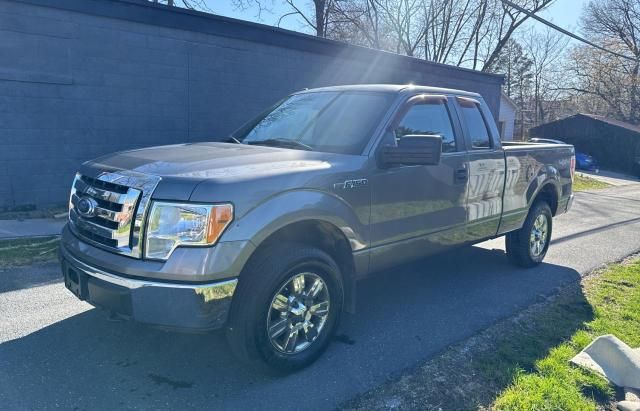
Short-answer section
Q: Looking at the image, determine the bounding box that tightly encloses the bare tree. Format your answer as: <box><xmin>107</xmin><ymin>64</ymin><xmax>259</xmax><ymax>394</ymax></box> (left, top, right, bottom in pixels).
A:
<box><xmin>522</xmin><ymin>26</ymin><xmax>568</xmax><ymax>125</ymax></box>
<box><xmin>563</xmin><ymin>0</ymin><xmax>640</xmax><ymax>123</ymax></box>
<box><xmin>326</xmin><ymin>0</ymin><xmax>386</xmax><ymax>49</ymax></box>
<box><xmin>421</xmin><ymin>0</ymin><xmax>481</xmax><ymax>64</ymax></box>
<box><xmin>476</xmin><ymin>0</ymin><xmax>555</xmax><ymax>71</ymax></box>
<box><xmin>150</xmin><ymin>0</ymin><xmax>212</xmax><ymax>11</ymax></box>
<box><xmin>233</xmin><ymin>0</ymin><xmax>336</xmax><ymax>37</ymax></box>
<box><xmin>230</xmin><ymin>0</ymin><xmax>558</xmax><ymax>76</ymax></box>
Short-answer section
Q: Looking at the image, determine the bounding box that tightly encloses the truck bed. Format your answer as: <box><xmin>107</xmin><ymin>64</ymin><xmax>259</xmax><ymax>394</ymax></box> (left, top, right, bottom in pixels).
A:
<box><xmin>497</xmin><ymin>140</ymin><xmax>575</xmax><ymax>235</ymax></box>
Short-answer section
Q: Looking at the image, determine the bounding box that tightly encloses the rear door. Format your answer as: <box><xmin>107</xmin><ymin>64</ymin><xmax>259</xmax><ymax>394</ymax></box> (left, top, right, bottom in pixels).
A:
<box><xmin>454</xmin><ymin>96</ymin><xmax>506</xmax><ymax>241</ymax></box>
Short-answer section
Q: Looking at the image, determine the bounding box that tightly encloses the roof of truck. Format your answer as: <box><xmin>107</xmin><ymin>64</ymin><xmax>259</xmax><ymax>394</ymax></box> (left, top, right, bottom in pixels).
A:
<box><xmin>296</xmin><ymin>84</ymin><xmax>482</xmax><ymax>98</ymax></box>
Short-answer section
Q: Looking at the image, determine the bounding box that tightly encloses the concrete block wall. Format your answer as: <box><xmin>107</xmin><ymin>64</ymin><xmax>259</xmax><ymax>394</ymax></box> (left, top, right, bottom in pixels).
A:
<box><xmin>0</xmin><ymin>0</ymin><xmax>503</xmax><ymax>209</ymax></box>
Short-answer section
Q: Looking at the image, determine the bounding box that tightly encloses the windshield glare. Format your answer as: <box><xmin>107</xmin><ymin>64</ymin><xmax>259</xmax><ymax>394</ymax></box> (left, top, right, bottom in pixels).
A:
<box><xmin>235</xmin><ymin>91</ymin><xmax>395</xmax><ymax>154</ymax></box>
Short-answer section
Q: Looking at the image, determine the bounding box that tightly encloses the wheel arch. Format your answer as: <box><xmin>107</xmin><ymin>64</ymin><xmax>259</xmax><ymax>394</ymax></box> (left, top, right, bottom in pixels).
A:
<box><xmin>532</xmin><ymin>181</ymin><xmax>560</xmax><ymax>216</ymax></box>
<box><xmin>242</xmin><ymin>219</ymin><xmax>358</xmax><ymax>313</ymax></box>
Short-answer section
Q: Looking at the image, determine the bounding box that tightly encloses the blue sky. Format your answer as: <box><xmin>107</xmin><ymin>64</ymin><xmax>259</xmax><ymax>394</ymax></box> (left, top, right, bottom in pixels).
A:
<box><xmin>206</xmin><ymin>0</ymin><xmax>590</xmax><ymax>35</ymax></box>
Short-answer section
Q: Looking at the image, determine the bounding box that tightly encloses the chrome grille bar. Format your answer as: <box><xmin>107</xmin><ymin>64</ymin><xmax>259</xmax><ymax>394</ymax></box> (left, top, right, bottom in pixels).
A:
<box><xmin>68</xmin><ymin>171</ymin><xmax>161</xmax><ymax>258</ymax></box>
<box><xmin>81</xmin><ymin>182</ymin><xmax>130</xmax><ymax>204</ymax></box>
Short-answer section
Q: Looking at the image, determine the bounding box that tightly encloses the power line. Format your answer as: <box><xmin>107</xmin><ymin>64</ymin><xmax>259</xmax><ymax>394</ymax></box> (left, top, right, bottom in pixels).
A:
<box><xmin>500</xmin><ymin>0</ymin><xmax>638</xmax><ymax>62</ymax></box>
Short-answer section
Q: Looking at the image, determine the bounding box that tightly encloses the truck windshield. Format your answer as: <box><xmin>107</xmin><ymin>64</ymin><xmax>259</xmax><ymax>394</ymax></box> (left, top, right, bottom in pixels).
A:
<box><xmin>233</xmin><ymin>91</ymin><xmax>395</xmax><ymax>155</ymax></box>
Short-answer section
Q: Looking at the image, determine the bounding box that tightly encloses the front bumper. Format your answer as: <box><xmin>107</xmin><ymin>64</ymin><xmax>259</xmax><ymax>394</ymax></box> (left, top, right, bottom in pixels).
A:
<box><xmin>60</xmin><ymin>245</ymin><xmax>237</xmax><ymax>331</ymax></box>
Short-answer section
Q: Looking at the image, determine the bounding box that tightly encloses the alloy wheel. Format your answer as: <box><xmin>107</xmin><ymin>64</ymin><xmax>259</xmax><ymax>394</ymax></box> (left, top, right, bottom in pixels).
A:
<box><xmin>266</xmin><ymin>272</ymin><xmax>331</xmax><ymax>354</ymax></box>
<box><xmin>530</xmin><ymin>214</ymin><xmax>549</xmax><ymax>257</ymax></box>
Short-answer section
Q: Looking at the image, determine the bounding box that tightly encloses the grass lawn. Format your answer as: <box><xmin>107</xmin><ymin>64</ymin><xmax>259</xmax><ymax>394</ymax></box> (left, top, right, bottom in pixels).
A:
<box><xmin>0</xmin><ymin>236</ymin><xmax>60</xmax><ymax>269</ymax></box>
<box><xmin>573</xmin><ymin>174</ymin><xmax>612</xmax><ymax>192</ymax></box>
<box><xmin>493</xmin><ymin>258</ymin><xmax>640</xmax><ymax>410</ymax></box>
<box><xmin>343</xmin><ymin>257</ymin><xmax>640</xmax><ymax>410</ymax></box>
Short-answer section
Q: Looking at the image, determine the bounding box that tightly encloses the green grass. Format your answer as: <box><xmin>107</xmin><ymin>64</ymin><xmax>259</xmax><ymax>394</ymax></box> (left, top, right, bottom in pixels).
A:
<box><xmin>493</xmin><ymin>258</ymin><xmax>640</xmax><ymax>410</ymax></box>
<box><xmin>0</xmin><ymin>236</ymin><xmax>60</xmax><ymax>268</ymax></box>
<box><xmin>573</xmin><ymin>174</ymin><xmax>611</xmax><ymax>192</ymax></box>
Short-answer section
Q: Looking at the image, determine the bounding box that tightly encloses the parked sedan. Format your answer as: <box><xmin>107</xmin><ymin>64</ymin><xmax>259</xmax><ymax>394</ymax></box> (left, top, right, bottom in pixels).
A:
<box><xmin>529</xmin><ymin>138</ymin><xmax>599</xmax><ymax>172</ymax></box>
<box><xmin>575</xmin><ymin>152</ymin><xmax>599</xmax><ymax>172</ymax></box>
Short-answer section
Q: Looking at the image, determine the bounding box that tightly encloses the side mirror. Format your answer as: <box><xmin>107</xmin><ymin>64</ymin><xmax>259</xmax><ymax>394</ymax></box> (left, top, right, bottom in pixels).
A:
<box><xmin>380</xmin><ymin>135</ymin><xmax>442</xmax><ymax>167</ymax></box>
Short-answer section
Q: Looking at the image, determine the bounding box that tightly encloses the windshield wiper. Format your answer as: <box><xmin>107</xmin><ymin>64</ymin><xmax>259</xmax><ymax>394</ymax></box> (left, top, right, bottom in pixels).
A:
<box><xmin>223</xmin><ymin>136</ymin><xmax>242</xmax><ymax>144</ymax></box>
<box><xmin>247</xmin><ymin>138</ymin><xmax>313</xmax><ymax>151</ymax></box>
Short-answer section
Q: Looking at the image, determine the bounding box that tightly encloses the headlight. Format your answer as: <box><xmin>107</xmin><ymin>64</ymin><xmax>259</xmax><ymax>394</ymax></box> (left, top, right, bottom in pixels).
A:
<box><xmin>145</xmin><ymin>202</ymin><xmax>233</xmax><ymax>260</ymax></box>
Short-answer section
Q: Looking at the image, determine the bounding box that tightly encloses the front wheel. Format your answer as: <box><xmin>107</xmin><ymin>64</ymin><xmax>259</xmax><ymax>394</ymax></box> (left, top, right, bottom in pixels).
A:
<box><xmin>506</xmin><ymin>201</ymin><xmax>553</xmax><ymax>268</ymax></box>
<box><xmin>225</xmin><ymin>243</ymin><xmax>344</xmax><ymax>372</ymax></box>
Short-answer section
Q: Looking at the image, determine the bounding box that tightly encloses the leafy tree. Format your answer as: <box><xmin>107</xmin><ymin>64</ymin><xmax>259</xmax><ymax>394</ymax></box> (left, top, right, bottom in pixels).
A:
<box><xmin>487</xmin><ymin>39</ymin><xmax>533</xmax><ymax>98</ymax></box>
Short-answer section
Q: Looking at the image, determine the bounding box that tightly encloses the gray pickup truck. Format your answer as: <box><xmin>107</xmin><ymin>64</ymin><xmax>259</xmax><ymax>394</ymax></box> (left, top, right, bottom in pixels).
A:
<box><xmin>60</xmin><ymin>85</ymin><xmax>575</xmax><ymax>370</ymax></box>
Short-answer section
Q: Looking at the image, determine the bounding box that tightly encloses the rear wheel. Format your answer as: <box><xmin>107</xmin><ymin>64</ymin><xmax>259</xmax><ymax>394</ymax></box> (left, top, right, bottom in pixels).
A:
<box><xmin>225</xmin><ymin>243</ymin><xmax>343</xmax><ymax>372</ymax></box>
<box><xmin>506</xmin><ymin>201</ymin><xmax>553</xmax><ymax>268</ymax></box>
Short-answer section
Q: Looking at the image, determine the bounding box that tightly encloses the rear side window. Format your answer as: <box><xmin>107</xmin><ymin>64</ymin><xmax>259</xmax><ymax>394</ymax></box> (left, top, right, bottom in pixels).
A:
<box><xmin>458</xmin><ymin>98</ymin><xmax>491</xmax><ymax>149</ymax></box>
<box><xmin>395</xmin><ymin>100</ymin><xmax>457</xmax><ymax>153</ymax></box>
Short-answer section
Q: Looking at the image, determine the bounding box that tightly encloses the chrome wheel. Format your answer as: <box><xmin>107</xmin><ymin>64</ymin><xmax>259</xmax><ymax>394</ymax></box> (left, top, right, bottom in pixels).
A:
<box><xmin>530</xmin><ymin>214</ymin><xmax>549</xmax><ymax>257</ymax></box>
<box><xmin>267</xmin><ymin>272</ymin><xmax>330</xmax><ymax>354</ymax></box>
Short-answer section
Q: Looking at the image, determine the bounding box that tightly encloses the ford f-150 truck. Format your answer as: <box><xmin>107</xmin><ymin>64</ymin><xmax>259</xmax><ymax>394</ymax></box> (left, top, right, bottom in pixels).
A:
<box><xmin>60</xmin><ymin>85</ymin><xmax>575</xmax><ymax>371</ymax></box>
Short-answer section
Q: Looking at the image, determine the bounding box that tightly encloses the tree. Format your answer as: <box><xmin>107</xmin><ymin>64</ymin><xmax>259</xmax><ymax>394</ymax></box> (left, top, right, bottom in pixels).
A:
<box><xmin>150</xmin><ymin>0</ymin><xmax>211</xmax><ymax>10</ymax></box>
<box><xmin>232</xmin><ymin>0</ymin><xmax>557</xmax><ymax>71</ymax></box>
<box><xmin>233</xmin><ymin>0</ymin><xmax>336</xmax><ymax>37</ymax></box>
<box><xmin>487</xmin><ymin>38</ymin><xmax>533</xmax><ymax>139</ymax></box>
<box><xmin>479</xmin><ymin>0</ymin><xmax>556</xmax><ymax>71</ymax></box>
<box><xmin>522</xmin><ymin>26</ymin><xmax>568</xmax><ymax>125</ymax></box>
<box><xmin>486</xmin><ymin>39</ymin><xmax>532</xmax><ymax>98</ymax></box>
<box><xmin>564</xmin><ymin>0</ymin><xmax>640</xmax><ymax>124</ymax></box>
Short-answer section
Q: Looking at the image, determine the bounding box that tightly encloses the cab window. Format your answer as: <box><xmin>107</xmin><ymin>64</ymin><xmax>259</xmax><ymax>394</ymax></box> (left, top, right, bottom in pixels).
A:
<box><xmin>458</xmin><ymin>98</ymin><xmax>492</xmax><ymax>149</ymax></box>
<box><xmin>395</xmin><ymin>100</ymin><xmax>457</xmax><ymax>153</ymax></box>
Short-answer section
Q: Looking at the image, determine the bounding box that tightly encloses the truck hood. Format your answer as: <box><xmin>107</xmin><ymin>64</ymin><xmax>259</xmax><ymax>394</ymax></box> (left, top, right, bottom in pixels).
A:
<box><xmin>80</xmin><ymin>142</ymin><xmax>345</xmax><ymax>201</ymax></box>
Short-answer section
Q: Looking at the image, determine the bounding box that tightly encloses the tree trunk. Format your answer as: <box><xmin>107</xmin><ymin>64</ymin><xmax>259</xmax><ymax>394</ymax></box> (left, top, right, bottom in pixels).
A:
<box><xmin>315</xmin><ymin>0</ymin><xmax>326</xmax><ymax>37</ymax></box>
<box><xmin>631</xmin><ymin>62</ymin><xmax>640</xmax><ymax>123</ymax></box>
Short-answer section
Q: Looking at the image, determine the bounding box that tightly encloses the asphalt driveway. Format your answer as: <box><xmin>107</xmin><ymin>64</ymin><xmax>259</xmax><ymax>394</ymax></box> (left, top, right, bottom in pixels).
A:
<box><xmin>1</xmin><ymin>185</ymin><xmax>640</xmax><ymax>410</ymax></box>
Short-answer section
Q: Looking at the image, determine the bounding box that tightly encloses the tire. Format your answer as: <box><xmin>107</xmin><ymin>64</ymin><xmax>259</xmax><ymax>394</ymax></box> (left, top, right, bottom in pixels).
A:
<box><xmin>506</xmin><ymin>201</ymin><xmax>553</xmax><ymax>268</ymax></box>
<box><xmin>225</xmin><ymin>242</ymin><xmax>344</xmax><ymax>372</ymax></box>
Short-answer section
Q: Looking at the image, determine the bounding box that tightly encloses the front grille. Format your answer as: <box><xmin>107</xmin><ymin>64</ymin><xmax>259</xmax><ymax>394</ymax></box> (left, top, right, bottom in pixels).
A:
<box><xmin>69</xmin><ymin>171</ymin><xmax>161</xmax><ymax>258</ymax></box>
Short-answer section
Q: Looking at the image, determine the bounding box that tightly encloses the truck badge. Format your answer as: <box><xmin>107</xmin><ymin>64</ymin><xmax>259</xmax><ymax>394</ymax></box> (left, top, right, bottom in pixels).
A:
<box><xmin>76</xmin><ymin>197</ymin><xmax>98</xmax><ymax>218</ymax></box>
<box><xmin>334</xmin><ymin>179</ymin><xmax>368</xmax><ymax>190</ymax></box>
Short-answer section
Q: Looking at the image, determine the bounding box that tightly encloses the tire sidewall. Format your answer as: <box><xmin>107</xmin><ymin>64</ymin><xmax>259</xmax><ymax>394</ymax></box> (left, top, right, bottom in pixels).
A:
<box><xmin>228</xmin><ymin>244</ymin><xmax>344</xmax><ymax>372</ymax></box>
<box><xmin>527</xmin><ymin>202</ymin><xmax>553</xmax><ymax>263</ymax></box>
<box><xmin>254</xmin><ymin>256</ymin><xmax>343</xmax><ymax>370</ymax></box>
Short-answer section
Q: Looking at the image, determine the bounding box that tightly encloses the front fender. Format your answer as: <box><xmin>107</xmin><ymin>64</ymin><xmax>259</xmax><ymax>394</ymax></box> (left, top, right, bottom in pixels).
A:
<box><xmin>221</xmin><ymin>189</ymin><xmax>368</xmax><ymax>251</ymax></box>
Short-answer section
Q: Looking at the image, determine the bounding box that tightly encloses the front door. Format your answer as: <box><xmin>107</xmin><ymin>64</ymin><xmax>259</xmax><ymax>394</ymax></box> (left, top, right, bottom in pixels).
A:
<box><xmin>369</xmin><ymin>94</ymin><xmax>469</xmax><ymax>271</ymax></box>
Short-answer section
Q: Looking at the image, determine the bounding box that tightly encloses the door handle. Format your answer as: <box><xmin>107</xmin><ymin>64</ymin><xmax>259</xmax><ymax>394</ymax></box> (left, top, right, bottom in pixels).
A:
<box><xmin>455</xmin><ymin>168</ymin><xmax>468</xmax><ymax>183</ymax></box>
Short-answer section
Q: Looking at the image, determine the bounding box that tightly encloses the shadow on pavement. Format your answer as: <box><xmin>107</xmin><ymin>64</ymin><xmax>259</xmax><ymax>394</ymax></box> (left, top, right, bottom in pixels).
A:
<box><xmin>0</xmin><ymin>245</ymin><xmax>584</xmax><ymax>410</ymax></box>
<box><xmin>551</xmin><ymin>216</ymin><xmax>640</xmax><ymax>245</ymax></box>
<box><xmin>342</xmin><ymin>268</ymin><xmax>595</xmax><ymax>409</ymax></box>
<box><xmin>0</xmin><ymin>262</ymin><xmax>61</xmax><ymax>294</ymax></box>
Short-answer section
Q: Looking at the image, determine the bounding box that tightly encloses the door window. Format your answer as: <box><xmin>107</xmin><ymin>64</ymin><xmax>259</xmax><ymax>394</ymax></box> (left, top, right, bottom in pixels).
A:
<box><xmin>458</xmin><ymin>99</ymin><xmax>492</xmax><ymax>149</ymax></box>
<box><xmin>395</xmin><ymin>100</ymin><xmax>457</xmax><ymax>153</ymax></box>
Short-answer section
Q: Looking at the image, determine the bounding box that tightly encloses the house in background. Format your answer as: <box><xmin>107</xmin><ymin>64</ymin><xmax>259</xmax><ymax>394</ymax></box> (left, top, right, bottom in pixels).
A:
<box><xmin>498</xmin><ymin>92</ymin><xmax>518</xmax><ymax>141</ymax></box>
<box><xmin>531</xmin><ymin>113</ymin><xmax>640</xmax><ymax>175</ymax></box>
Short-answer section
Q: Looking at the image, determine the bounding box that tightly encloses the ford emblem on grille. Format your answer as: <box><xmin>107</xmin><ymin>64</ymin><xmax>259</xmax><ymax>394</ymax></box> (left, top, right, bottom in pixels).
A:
<box><xmin>77</xmin><ymin>197</ymin><xmax>98</xmax><ymax>218</ymax></box>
